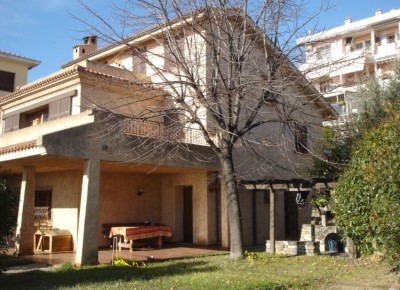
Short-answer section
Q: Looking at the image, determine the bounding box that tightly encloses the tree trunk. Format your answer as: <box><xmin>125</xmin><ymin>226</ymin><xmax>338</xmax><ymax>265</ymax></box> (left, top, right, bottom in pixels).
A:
<box><xmin>220</xmin><ymin>154</ymin><xmax>244</xmax><ymax>259</ymax></box>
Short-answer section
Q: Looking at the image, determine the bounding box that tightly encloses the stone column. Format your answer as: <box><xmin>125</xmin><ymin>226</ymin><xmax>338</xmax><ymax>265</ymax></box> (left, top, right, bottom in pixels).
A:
<box><xmin>15</xmin><ymin>166</ymin><xmax>36</xmax><ymax>255</ymax></box>
<box><xmin>75</xmin><ymin>158</ymin><xmax>100</xmax><ymax>266</ymax></box>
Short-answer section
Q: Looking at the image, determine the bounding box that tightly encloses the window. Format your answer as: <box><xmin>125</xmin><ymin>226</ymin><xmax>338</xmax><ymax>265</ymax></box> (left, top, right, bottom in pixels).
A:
<box><xmin>0</xmin><ymin>70</ymin><xmax>15</xmax><ymax>92</ymax></box>
<box><xmin>320</xmin><ymin>79</ymin><xmax>333</xmax><ymax>93</ymax></box>
<box><xmin>20</xmin><ymin>106</ymin><xmax>48</xmax><ymax>128</ymax></box>
<box><xmin>4</xmin><ymin>114</ymin><xmax>20</xmax><ymax>133</ymax></box>
<box><xmin>294</xmin><ymin>124</ymin><xmax>308</xmax><ymax>154</ymax></box>
<box><xmin>316</xmin><ymin>45</ymin><xmax>331</xmax><ymax>61</ymax></box>
<box><xmin>164</xmin><ymin>33</ymin><xmax>185</xmax><ymax>71</ymax></box>
<box><xmin>354</xmin><ymin>42</ymin><xmax>363</xmax><ymax>50</ymax></box>
<box><xmin>34</xmin><ymin>186</ymin><xmax>52</xmax><ymax>222</ymax></box>
<box><xmin>132</xmin><ymin>46</ymin><xmax>146</xmax><ymax>74</ymax></box>
<box><xmin>48</xmin><ymin>97</ymin><xmax>71</xmax><ymax>121</ymax></box>
<box><xmin>388</xmin><ymin>34</ymin><xmax>396</xmax><ymax>44</ymax></box>
<box><xmin>364</xmin><ymin>40</ymin><xmax>371</xmax><ymax>51</ymax></box>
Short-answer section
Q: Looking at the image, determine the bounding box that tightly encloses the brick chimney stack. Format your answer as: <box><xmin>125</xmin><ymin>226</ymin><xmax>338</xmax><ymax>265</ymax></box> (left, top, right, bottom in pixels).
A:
<box><xmin>73</xmin><ymin>36</ymin><xmax>98</xmax><ymax>60</ymax></box>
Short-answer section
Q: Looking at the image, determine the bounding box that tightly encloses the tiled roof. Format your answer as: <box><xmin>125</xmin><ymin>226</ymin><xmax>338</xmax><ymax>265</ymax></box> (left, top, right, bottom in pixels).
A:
<box><xmin>0</xmin><ymin>51</ymin><xmax>40</xmax><ymax>68</ymax></box>
<box><xmin>0</xmin><ymin>140</ymin><xmax>37</xmax><ymax>155</ymax></box>
<box><xmin>0</xmin><ymin>65</ymin><xmax>150</xmax><ymax>104</ymax></box>
<box><xmin>0</xmin><ymin>67</ymin><xmax>79</xmax><ymax>103</ymax></box>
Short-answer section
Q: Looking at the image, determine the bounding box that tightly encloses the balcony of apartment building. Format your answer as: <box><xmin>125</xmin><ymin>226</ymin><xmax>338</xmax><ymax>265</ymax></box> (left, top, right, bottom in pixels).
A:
<box><xmin>374</xmin><ymin>33</ymin><xmax>400</xmax><ymax>62</ymax></box>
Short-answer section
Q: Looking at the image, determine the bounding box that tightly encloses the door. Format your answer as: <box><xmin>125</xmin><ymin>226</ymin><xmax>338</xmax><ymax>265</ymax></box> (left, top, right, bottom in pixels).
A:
<box><xmin>183</xmin><ymin>186</ymin><xmax>193</xmax><ymax>243</ymax></box>
<box><xmin>284</xmin><ymin>191</ymin><xmax>299</xmax><ymax>240</ymax></box>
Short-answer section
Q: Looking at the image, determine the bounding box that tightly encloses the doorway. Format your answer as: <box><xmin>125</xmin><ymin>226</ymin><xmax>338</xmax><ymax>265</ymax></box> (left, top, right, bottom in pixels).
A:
<box><xmin>284</xmin><ymin>191</ymin><xmax>299</xmax><ymax>240</ymax></box>
<box><xmin>182</xmin><ymin>186</ymin><xmax>193</xmax><ymax>243</ymax></box>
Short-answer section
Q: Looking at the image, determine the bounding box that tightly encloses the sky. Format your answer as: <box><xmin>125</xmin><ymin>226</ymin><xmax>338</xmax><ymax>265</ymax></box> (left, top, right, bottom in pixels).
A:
<box><xmin>1</xmin><ymin>0</ymin><xmax>399</xmax><ymax>82</ymax></box>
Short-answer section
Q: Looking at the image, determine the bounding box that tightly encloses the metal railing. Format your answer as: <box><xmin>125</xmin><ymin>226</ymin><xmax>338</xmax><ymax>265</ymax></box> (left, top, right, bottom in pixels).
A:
<box><xmin>124</xmin><ymin>119</ymin><xmax>218</xmax><ymax>146</ymax></box>
<box><xmin>34</xmin><ymin>206</ymin><xmax>52</xmax><ymax>229</ymax></box>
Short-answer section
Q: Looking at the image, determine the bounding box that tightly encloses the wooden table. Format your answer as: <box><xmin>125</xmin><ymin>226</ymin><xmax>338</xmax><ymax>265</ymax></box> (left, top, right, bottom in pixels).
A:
<box><xmin>109</xmin><ymin>226</ymin><xmax>172</xmax><ymax>251</ymax></box>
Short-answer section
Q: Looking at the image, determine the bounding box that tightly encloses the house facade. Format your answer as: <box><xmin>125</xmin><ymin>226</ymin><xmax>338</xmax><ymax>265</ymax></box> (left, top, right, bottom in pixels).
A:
<box><xmin>0</xmin><ymin>51</ymin><xmax>40</xmax><ymax>97</ymax></box>
<box><xmin>1</xmin><ymin>10</ymin><xmax>334</xmax><ymax>265</ymax></box>
<box><xmin>298</xmin><ymin>8</ymin><xmax>400</xmax><ymax>121</ymax></box>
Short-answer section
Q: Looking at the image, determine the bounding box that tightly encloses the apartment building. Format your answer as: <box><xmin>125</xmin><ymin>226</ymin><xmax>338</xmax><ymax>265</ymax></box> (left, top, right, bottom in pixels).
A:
<box><xmin>298</xmin><ymin>8</ymin><xmax>400</xmax><ymax>119</ymax></box>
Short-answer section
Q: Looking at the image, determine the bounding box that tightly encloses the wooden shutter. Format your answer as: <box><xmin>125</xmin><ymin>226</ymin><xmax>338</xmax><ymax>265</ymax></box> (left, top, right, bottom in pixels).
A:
<box><xmin>132</xmin><ymin>47</ymin><xmax>146</xmax><ymax>74</ymax></box>
<box><xmin>164</xmin><ymin>34</ymin><xmax>184</xmax><ymax>71</ymax></box>
<box><xmin>48</xmin><ymin>97</ymin><xmax>71</xmax><ymax>121</ymax></box>
<box><xmin>4</xmin><ymin>114</ymin><xmax>20</xmax><ymax>133</ymax></box>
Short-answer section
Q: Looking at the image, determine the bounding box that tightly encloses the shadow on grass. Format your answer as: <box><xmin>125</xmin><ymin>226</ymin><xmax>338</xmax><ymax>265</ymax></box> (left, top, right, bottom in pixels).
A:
<box><xmin>0</xmin><ymin>260</ymin><xmax>218</xmax><ymax>290</ymax></box>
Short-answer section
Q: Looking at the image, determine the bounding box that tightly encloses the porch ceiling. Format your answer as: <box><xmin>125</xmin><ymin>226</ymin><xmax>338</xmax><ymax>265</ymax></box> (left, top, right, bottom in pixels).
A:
<box><xmin>0</xmin><ymin>155</ymin><xmax>207</xmax><ymax>175</ymax></box>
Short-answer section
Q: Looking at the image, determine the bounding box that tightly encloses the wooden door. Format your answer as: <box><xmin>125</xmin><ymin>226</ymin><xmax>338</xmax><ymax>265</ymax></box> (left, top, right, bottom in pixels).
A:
<box><xmin>284</xmin><ymin>191</ymin><xmax>299</xmax><ymax>240</ymax></box>
<box><xmin>183</xmin><ymin>186</ymin><xmax>193</xmax><ymax>243</ymax></box>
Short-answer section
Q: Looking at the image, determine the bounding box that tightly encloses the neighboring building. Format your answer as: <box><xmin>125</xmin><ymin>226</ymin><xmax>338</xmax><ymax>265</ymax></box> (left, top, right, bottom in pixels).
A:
<box><xmin>0</xmin><ymin>51</ymin><xmax>40</xmax><ymax>96</ymax></box>
<box><xmin>0</xmin><ymin>10</ymin><xmax>335</xmax><ymax>265</ymax></box>
<box><xmin>298</xmin><ymin>9</ymin><xmax>400</xmax><ymax>121</ymax></box>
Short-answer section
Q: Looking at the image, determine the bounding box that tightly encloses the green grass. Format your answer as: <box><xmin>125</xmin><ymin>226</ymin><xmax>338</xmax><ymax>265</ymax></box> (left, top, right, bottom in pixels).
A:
<box><xmin>0</xmin><ymin>252</ymin><xmax>398</xmax><ymax>289</ymax></box>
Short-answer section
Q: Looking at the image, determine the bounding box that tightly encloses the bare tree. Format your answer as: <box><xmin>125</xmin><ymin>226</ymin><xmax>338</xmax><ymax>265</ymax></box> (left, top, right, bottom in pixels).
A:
<box><xmin>75</xmin><ymin>0</ymin><xmax>334</xmax><ymax>259</ymax></box>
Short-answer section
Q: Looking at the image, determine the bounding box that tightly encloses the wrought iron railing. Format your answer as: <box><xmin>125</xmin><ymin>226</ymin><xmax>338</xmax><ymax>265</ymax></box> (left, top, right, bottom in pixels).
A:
<box><xmin>34</xmin><ymin>206</ymin><xmax>52</xmax><ymax>229</ymax></box>
<box><xmin>124</xmin><ymin>119</ymin><xmax>218</xmax><ymax>146</ymax></box>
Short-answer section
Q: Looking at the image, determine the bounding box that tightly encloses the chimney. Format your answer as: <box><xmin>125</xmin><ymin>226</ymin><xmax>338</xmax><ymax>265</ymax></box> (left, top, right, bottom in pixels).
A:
<box><xmin>344</xmin><ymin>17</ymin><xmax>352</xmax><ymax>25</ymax></box>
<box><xmin>375</xmin><ymin>9</ymin><xmax>382</xmax><ymax>16</ymax></box>
<box><xmin>73</xmin><ymin>36</ymin><xmax>98</xmax><ymax>60</ymax></box>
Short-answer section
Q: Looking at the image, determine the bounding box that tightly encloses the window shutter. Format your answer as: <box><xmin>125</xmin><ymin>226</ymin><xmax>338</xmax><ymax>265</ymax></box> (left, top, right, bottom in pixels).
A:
<box><xmin>59</xmin><ymin>97</ymin><xmax>71</xmax><ymax>118</ymax></box>
<box><xmin>132</xmin><ymin>47</ymin><xmax>146</xmax><ymax>74</ymax></box>
<box><xmin>48</xmin><ymin>97</ymin><xmax>71</xmax><ymax>121</ymax></box>
<box><xmin>4</xmin><ymin>114</ymin><xmax>20</xmax><ymax>133</ymax></box>
<box><xmin>48</xmin><ymin>100</ymin><xmax>60</xmax><ymax>121</ymax></box>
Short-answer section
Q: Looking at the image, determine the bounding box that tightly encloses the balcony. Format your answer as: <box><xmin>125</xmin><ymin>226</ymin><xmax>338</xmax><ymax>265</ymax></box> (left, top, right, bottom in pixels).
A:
<box><xmin>374</xmin><ymin>41</ymin><xmax>400</xmax><ymax>62</ymax></box>
<box><xmin>124</xmin><ymin>119</ymin><xmax>219</xmax><ymax>146</ymax></box>
<box><xmin>0</xmin><ymin>111</ymin><xmax>95</xmax><ymax>149</ymax></box>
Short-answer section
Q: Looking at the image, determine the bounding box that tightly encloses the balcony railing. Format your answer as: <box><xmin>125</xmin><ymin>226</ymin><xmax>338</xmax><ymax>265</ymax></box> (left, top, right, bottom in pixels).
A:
<box><xmin>124</xmin><ymin>119</ymin><xmax>218</xmax><ymax>146</ymax></box>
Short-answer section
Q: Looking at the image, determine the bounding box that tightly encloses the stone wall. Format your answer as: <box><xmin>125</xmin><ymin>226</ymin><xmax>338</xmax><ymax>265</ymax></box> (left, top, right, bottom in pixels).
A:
<box><xmin>266</xmin><ymin>240</ymin><xmax>320</xmax><ymax>255</ymax></box>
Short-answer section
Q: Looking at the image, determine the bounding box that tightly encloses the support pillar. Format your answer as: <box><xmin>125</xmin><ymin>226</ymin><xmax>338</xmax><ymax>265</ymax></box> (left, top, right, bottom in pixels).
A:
<box><xmin>269</xmin><ymin>188</ymin><xmax>275</xmax><ymax>253</ymax></box>
<box><xmin>15</xmin><ymin>166</ymin><xmax>36</xmax><ymax>255</ymax></box>
<box><xmin>75</xmin><ymin>158</ymin><xmax>100</xmax><ymax>266</ymax></box>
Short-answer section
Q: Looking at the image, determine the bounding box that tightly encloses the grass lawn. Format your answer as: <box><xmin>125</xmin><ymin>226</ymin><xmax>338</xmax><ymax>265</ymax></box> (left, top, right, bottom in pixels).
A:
<box><xmin>0</xmin><ymin>252</ymin><xmax>398</xmax><ymax>289</ymax></box>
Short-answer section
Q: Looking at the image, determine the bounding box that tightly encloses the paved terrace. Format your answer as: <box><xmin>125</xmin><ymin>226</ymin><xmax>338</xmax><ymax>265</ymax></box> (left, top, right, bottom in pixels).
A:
<box><xmin>8</xmin><ymin>244</ymin><xmax>224</xmax><ymax>267</ymax></box>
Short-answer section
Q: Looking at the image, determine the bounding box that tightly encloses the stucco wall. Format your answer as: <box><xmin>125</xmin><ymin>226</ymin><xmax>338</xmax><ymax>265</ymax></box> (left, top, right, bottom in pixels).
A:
<box><xmin>161</xmin><ymin>171</ymin><xmax>212</xmax><ymax>245</ymax></box>
<box><xmin>98</xmin><ymin>171</ymin><xmax>162</xmax><ymax>247</ymax></box>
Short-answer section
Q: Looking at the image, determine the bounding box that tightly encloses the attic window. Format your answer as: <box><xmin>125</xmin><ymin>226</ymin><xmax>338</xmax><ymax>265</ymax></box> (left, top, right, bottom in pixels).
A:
<box><xmin>0</xmin><ymin>70</ymin><xmax>15</xmax><ymax>92</ymax></box>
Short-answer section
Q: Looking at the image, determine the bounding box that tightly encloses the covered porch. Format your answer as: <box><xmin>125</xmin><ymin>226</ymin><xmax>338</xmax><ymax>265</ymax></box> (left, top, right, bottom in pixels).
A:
<box><xmin>2</xmin><ymin>143</ymin><xmax>223</xmax><ymax>266</ymax></box>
